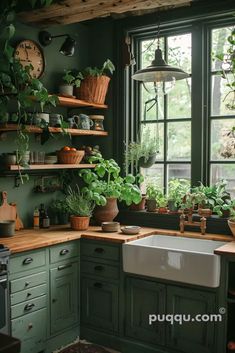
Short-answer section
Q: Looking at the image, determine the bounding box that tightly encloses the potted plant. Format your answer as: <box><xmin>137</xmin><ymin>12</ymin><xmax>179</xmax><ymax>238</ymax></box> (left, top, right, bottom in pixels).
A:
<box><xmin>146</xmin><ymin>183</ymin><xmax>163</xmax><ymax>212</ymax></box>
<box><xmin>227</xmin><ymin>200</ymin><xmax>235</xmax><ymax>237</ymax></box>
<box><xmin>125</xmin><ymin>127</ymin><xmax>159</xmax><ymax>171</ymax></box>
<box><xmin>76</xmin><ymin>59</ymin><xmax>115</xmax><ymax>104</ymax></box>
<box><xmin>59</xmin><ymin>69</ymin><xmax>83</xmax><ymax>97</ymax></box>
<box><xmin>50</xmin><ymin>199</ymin><xmax>69</xmax><ymax>225</ymax></box>
<box><xmin>79</xmin><ymin>157</ymin><xmax>142</xmax><ymax>223</ymax></box>
<box><xmin>157</xmin><ymin>196</ymin><xmax>168</xmax><ymax>214</ymax></box>
<box><xmin>66</xmin><ymin>185</ymin><xmax>105</xmax><ymax>230</ymax></box>
<box><xmin>168</xmin><ymin>178</ymin><xmax>190</xmax><ymax>213</ymax></box>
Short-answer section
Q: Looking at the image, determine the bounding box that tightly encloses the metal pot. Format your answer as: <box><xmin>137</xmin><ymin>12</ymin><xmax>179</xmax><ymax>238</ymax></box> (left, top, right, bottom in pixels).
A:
<box><xmin>0</xmin><ymin>220</ymin><xmax>15</xmax><ymax>237</ymax></box>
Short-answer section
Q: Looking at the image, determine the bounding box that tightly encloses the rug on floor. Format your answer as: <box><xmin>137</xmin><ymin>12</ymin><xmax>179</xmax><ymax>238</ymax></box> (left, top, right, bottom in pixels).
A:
<box><xmin>58</xmin><ymin>342</ymin><xmax>111</xmax><ymax>353</ymax></box>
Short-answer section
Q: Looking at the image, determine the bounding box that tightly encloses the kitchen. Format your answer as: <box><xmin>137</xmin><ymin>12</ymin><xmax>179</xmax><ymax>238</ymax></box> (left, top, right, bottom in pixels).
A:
<box><xmin>0</xmin><ymin>0</ymin><xmax>235</xmax><ymax>353</ymax></box>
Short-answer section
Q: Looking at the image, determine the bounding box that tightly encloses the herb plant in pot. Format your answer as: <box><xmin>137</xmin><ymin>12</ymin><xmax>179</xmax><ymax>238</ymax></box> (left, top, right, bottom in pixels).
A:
<box><xmin>77</xmin><ymin>59</ymin><xmax>115</xmax><ymax>104</ymax></box>
<box><xmin>227</xmin><ymin>201</ymin><xmax>235</xmax><ymax>237</ymax></box>
<box><xmin>168</xmin><ymin>178</ymin><xmax>190</xmax><ymax>213</ymax></box>
<box><xmin>157</xmin><ymin>196</ymin><xmax>168</xmax><ymax>214</ymax></box>
<box><xmin>59</xmin><ymin>70</ymin><xmax>83</xmax><ymax>97</ymax></box>
<box><xmin>66</xmin><ymin>185</ymin><xmax>97</xmax><ymax>231</ymax></box>
<box><xmin>146</xmin><ymin>183</ymin><xmax>162</xmax><ymax>212</ymax></box>
<box><xmin>79</xmin><ymin>157</ymin><xmax>142</xmax><ymax>224</ymax></box>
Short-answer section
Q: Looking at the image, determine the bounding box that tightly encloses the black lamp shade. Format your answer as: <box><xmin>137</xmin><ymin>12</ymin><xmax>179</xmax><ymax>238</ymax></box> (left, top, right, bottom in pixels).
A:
<box><xmin>59</xmin><ymin>37</ymin><xmax>76</xmax><ymax>56</ymax></box>
<box><xmin>132</xmin><ymin>48</ymin><xmax>189</xmax><ymax>82</ymax></box>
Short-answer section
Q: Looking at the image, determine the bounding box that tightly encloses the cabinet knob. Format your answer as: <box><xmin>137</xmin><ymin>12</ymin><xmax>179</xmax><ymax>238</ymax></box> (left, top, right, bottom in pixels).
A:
<box><xmin>28</xmin><ymin>323</ymin><xmax>33</xmax><ymax>330</ymax></box>
<box><xmin>52</xmin><ymin>298</ymin><xmax>57</xmax><ymax>303</ymax></box>
<box><xmin>94</xmin><ymin>282</ymin><xmax>103</xmax><ymax>289</ymax></box>
<box><xmin>23</xmin><ymin>257</ymin><xmax>33</xmax><ymax>265</ymax></box>
<box><xmin>25</xmin><ymin>281</ymin><xmax>30</xmax><ymax>287</ymax></box>
<box><xmin>24</xmin><ymin>303</ymin><xmax>35</xmax><ymax>311</ymax></box>
<box><xmin>60</xmin><ymin>249</ymin><xmax>69</xmax><ymax>256</ymax></box>
<box><xmin>27</xmin><ymin>292</ymin><xmax>32</xmax><ymax>297</ymax></box>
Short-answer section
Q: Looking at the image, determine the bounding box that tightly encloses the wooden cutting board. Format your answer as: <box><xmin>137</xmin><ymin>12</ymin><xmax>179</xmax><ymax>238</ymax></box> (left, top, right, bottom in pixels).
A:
<box><xmin>10</xmin><ymin>203</ymin><xmax>24</xmax><ymax>230</ymax></box>
<box><xmin>0</xmin><ymin>191</ymin><xmax>17</xmax><ymax>222</ymax></box>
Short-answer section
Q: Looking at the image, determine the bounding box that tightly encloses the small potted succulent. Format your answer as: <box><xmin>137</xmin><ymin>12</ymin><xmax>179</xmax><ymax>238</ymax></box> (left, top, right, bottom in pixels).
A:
<box><xmin>59</xmin><ymin>69</ymin><xmax>83</xmax><ymax>97</ymax></box>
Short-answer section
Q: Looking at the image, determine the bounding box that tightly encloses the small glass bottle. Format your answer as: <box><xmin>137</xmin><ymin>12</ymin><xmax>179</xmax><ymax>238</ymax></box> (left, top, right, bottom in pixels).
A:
<box><xmin>42</xmin><ymin>210</ymin><xmax>50</xmax><ymax>229</ymax></box>
<box><xmin>33</xmin><ymin>208</ymin><xmax>40</xmax><ymax>229</ymax></box>
<box><xmin>39</xmin><ymin>204</ymin><xmax>45</xmax><ymax>228</ymax></box>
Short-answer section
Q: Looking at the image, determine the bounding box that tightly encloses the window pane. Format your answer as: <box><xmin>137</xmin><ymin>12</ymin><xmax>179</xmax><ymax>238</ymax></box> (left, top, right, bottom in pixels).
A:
<box><xmin>167</xmin><ymin>121</ymin><xmax>191</xmax><ymax>161</ymax></box>
<box><xmin>211</xmin><ymin>119</ymin><xmax>235</xmax><ymax>161</ymax></box>
<box><xmin>167</xmin><ymin>78</ymin><xmax>191</xmax><ymax>119</ymax></box>
<box><xmin>167</xmin><ymin>33</ymin><xmax>192</xmax><ymax>73</ymax></box>
<box><xmin>167</xmin><ymin>164</ymin><xmax>191</xmax><ymax>182</ymax></box>
<box><xmin>140</xmin><ymin>85</ymin><xmax>164</xmax><ymax>121</ymax></box>
<box><xmin>211</xmin><ymin>26</ymin><xmax>233</xmax><ymax>72</ymax></box>
<box><xmin>210</xmin><ymin>164</ymin><xmax>235</xmax><ymax>197</ymax></box>
<box><xmin>141</xmin><ymin>164</ymin><xmax>164</xmax><ymax>193</ymax></box>
<box><xmin>141</xmin><ymin>38</ymin><xmax>164</xmax><ymax>68</ymax></box>
<box><xmin>211</xmin><ymin>74</ymin><xmax>235</xmax><ymax>116</ymax></box>
<box><xmin>141</xmin><ymin>123</ymin><xmax>164</xmax><ymax>161</ymax></box>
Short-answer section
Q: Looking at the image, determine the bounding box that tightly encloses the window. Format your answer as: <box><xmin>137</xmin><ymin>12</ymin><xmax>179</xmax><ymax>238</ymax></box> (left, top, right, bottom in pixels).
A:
<box><xmin>126</xmin><ymin>18</ymin><xmax>235</xmax><ymax>194</ymax></box>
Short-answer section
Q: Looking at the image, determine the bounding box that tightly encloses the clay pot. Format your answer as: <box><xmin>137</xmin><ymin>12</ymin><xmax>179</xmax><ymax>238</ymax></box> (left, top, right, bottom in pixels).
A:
<box><xmin>228</xmin><ymin>219</ymin><xmax>235</xmax><ymax>237</ymax></box>
<box><xmin>198</xmin><ymin>208</ymin><xmax>212</xmax><ymax>217</ymax></box>
<box><xmin>94</xmin><ymin>197</ymin><xmax>119</xmax><ymax>224</ymax></box>
<box><xmin>70</xmin><ymin>215</ymin><xmax>90</xmax><ymax>230</ymax></box>
<box><xmin>129</xmin><ymin>195</ymin><xmax>146</xmax><ymax>211</ymax></box>
<box><xmin>59</xmin><ymin>84</ymin><xmax>74</xmax><ymax>97</ymax></box>
<box><xmin>146</xmin><ymin>199</ymin><xmax>157</xmax><ymax>212</ymax></box>
<box><xmin>158</xmin><ymin>207</ymin><xmax>168</xmax><ymax>214</ymax></box>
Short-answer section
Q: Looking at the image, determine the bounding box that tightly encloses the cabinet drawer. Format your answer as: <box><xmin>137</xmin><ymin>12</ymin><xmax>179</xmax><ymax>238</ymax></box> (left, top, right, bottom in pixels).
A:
<box><xmin>81</xmin><ymin>241</ymin><xmax>120</xmax><ymax>262</ymax></box>
<box><xmin>81</xmin><ymin>260</ymin><xmax>119</xmax><ymax>280</ymax></box>
<box><xmin>9</xmin><ymin>249</ymin><xmax>46</xmax><ymax>275</ymax></box>
<box><xmin>11</xmin><ymin>295</ymin><xmax>46</xmax><ymax>319</ymax></box>
<box><xmin>10</xmin><ymin>271</ymin><xmax>47</xmax><ymax>294</ymax></box>
<box><xmin>11</xmin><ymin>308</ymin><xmax>46</xmax><ymax>353</ymax></box>
<box><xmin>50</xmin><ymin>241</ymin><xmax>79</xmax><ymax>264</ymax></box>
<box><xmin>11</xmin><ymin>284</ymin><xmax>47</xmax><ymax>306</ymax></box>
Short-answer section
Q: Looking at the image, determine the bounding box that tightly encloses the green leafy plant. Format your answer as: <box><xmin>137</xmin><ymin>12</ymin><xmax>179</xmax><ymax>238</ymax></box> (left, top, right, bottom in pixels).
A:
<box><xmin>50</xmin><ymin>199</ymin><xmax>68</xmax><ymax>214</ymax></box>
<box><xmin>125</xmin><ymin>127</ymin><xmax>159</xmax><ymax>171</ymax></box>
<box><xmin>83</xmin><ymin>59</ymin><xmax>115</xmax><ymax>77</ymax></box>
<box><xmin>179</xmin><ymin>191</ymin><xmax>206</xmax><ymax>211</ymax></box>
<box><xmin>157</xmin><ymin>196</ymin><xmax>168</xmax><ymax>208</ymax></box>
<box><xmin>79</xmin><ymin>157</ymin><xmax>142</xmax><ymax>206</ymax></box>
<box><xmin>66</xmin><ymin>185</ymin><xmax>96</xmax><ymax>217</ymax></box>
<box><xmin>168</xmin><ymin>178</ymin><xmax>190</xmax><ymax>207</ymax></box>
<box><xmin>62</xmin><ymin>69</ymin><xmax>83</xmax><ymax>88</ymax></box>
<box><xmin>146</xmin><ymin>183</ymin><xmax>163</xmax><ymax>201</ymax></box>
<box><xmin>192</xmin><ymin>180</ymin><xmax>230</xmax><ymax>209</ymax></box>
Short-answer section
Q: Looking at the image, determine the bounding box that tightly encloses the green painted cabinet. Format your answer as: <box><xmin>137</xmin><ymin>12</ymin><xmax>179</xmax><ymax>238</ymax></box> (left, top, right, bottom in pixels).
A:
<box><xmin>125</xmin><ymin>277</ymin><xmax>166</xmax><ymax>346</ymax></box>
<box><xmin>125</xmin><ymin>276</ymin><xmax>218</xmax><ymax>353</ymax></box>
<box><xmin>50</xmin><ymin>262</ymin><xmax>79</xmax><ymax>335</ymax></box>
<box><xmin>81</xmin><ymin>277</ymin><xmax>119</xmax><ymax>333</ymax></box>
<box><xmin>166</xmin><ymin>286</ymin><xmax>216</xmax><ymax>353</ymax></box>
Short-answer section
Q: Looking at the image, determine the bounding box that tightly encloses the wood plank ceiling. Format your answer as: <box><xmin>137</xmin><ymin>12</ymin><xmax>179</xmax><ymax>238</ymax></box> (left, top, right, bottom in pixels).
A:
<box><xmin>19</xmin><ymin>0</ymin><xmax>193</xmax><ymax>26</ymax></box>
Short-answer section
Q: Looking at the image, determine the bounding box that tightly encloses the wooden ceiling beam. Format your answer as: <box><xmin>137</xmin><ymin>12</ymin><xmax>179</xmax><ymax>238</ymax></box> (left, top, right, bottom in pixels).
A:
<box><xmin>19</xmin><ymin>0</ymin><xmax>192</xmax><ymax>25</ymax></box>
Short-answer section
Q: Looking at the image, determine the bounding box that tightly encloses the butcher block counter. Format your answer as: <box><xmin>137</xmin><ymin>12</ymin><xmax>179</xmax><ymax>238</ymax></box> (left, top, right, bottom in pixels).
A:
<box><xmin>0</xmin><ymin>225</ymin><xmax>234</xmax><ymax>254</ymax></box>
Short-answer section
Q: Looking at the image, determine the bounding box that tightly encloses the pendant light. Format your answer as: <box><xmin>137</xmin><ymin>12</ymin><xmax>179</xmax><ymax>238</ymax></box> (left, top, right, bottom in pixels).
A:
<box><xmin>132</xmin><ymin>24</ymin><xmax>189</xmax><ymax>89</ymax></box>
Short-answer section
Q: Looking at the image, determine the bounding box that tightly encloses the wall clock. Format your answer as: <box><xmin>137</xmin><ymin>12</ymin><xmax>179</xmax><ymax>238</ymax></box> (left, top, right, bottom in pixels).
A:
<box><xmin>14</xmin><ymin>39</ymin><xmax>45</xmax><ymax>79</ymax></box>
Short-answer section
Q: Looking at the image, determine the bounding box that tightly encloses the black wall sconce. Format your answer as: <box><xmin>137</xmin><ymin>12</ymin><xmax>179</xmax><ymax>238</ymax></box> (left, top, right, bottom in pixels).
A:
<box><xmin>38</xmin><ymin>30</ymin><xmax>76</xmax><ymax>56</ymax></box>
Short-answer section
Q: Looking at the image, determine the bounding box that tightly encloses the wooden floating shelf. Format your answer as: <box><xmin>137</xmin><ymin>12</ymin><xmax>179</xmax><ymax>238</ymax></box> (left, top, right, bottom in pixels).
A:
<box><xmin>8</xmin><ymin>164</ymin><xmax>96</xmax><ymax>171</ymax></box>
<box><xmin>56</xmin><ymin>95</ymin><xmax>108</xmax><ymax>109</ymax></box>
<box><xmin>0</xmin><ymin>124</ymin><xmax>108</xmax><ymax>136</ymax></box>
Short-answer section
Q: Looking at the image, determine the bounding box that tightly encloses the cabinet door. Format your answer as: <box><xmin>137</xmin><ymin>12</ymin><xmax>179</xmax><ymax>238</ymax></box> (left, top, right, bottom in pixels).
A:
<box><xmin>125</xmin><ymin>277</ymin><xmax>166</xmax><ymax>346</ymax></box>
<box><xmin>81</xmin><ymin>277</ymin><xmax>119</xmax><ymax>333</ymax></box>
<box><xmin>167</xmin><ymin>286</ymin><xmax>216</xmax><ymax>353</ymax></box>
<box><xmin>50</xmin><ymin>262</ymin><xmax>79</xmax><ymax>335</ymax></box>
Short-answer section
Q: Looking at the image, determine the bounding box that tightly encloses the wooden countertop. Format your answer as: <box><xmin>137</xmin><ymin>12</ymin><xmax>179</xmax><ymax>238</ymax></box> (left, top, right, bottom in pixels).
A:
<box><xmin>0</xmin><ymin>225</ymin><xmax>234</xmax><ymax>254</ymax></box>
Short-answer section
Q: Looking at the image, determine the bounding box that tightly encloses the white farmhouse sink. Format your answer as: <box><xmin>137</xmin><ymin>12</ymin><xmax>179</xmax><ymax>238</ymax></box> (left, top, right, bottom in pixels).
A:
<box><xmin>122</xmin><ymin>235</ymin><xmax>227</xmax><ymax>288</ymax></box>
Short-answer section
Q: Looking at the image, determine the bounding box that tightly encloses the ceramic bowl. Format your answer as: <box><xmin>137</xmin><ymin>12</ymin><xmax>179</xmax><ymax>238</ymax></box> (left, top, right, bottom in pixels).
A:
<box><xmin>101</xmin><ymin>222</ymin><xmax>120</xmax><ymax>232</ymax></box>
<box><xmin>44</xmin><ymin>155</ymin><xmax>58</xmax><ymax>164</ymax></box>
<box><xmin>121</xmin><ymin>225</ymin><xmax>141</xmax><ymax>235</ymax></box>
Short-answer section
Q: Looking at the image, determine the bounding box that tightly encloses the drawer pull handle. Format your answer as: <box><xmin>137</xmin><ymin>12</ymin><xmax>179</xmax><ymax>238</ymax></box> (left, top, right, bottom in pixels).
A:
<box><xmin>28</xmin><ymin>323</ymin><xmax>33</xmax><ymax>330</ymax></box>
<box><xmin>23</xmin><ymin>257</ymin><xmax>33</xmax><ymax>265</ymax></box>
<box><xmin>58</xmin><ymin>264</ymin><xmax>72</xmax><ymax>271</ymax></box>
<box><xmin>27</xmin><ymin>293</ymin><xmax>32</xmax><ymax>297</ymax></box>
<box><xmin>94</xmin><ymin>265</ymin><xmax>104</xmax><ymax>272</ymax></box>
<box><xmin>94</xmin><ymin>248</ymin><xmax>104</xmax><ymax>254</ymax></box>
<box><xmin>24</xmin><ymin>303</ymin><xmax>35</xmax><ymax>311</ymax></box>
<box><xmin>94</xmin><ymin>282</ymin><xmax>103</xmax><ymax>289</ymax></box>
<box><xmin>25</xmin><ymin>282</ymin><xmax>30</xmax><ymax>287</ymax></box>
<box><xmin>60</xmin><ymin>249</ymin><xmax>69</xmax><ymax>256</ymax></box>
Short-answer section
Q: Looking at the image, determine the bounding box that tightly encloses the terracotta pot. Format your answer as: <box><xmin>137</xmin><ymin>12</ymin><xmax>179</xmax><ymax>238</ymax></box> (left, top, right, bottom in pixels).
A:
<box><xmin>70</xmin><ymin>215</ymin><xmax>90</xmax><ymax>231</ymax></box>
<box><xmin>129</xmin><ymin>195</ymin><xmax>146</xmax><ymax>211</ymax></box>
<box><xmin>146</xmin><ymin>199</ymin><xmax>157</xmax><ymax>212</ymax></box>
<box><xmin>94</xmin><ymin>197</ymin><xmax>119</xmax><ymax>224</ymax></box>
<box><xmin>158</xmin><ymin>207</ymin><xmax>168</xmax><ymax>214</ymax></box>
<box><xmin>228</xmin><ymin>219</ymin><xmax>235</xmax><ymax>237</ymax></box>
<box><xmin>198</xmin><ymin>208</ymin><xmax>212</xmax><ymax>217</ymax></box>
<box><xmin>77</xmin><ymin>75</ymin><xmax>110</xmax><ymax>104</ymax></box>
